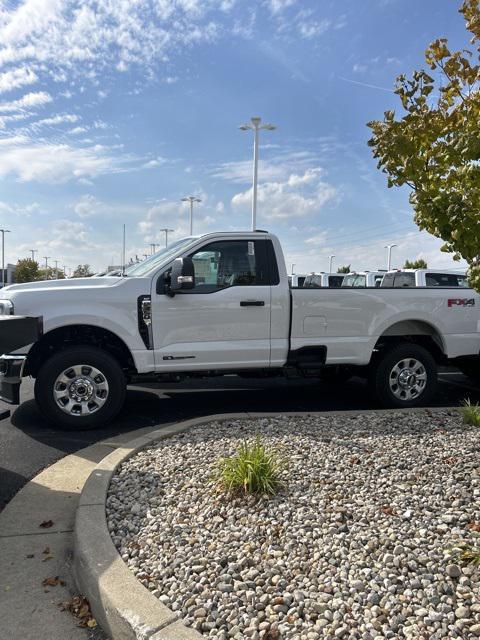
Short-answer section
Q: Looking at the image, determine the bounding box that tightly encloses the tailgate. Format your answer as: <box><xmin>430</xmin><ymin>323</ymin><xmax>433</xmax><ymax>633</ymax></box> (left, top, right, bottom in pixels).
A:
<box><xmin>0</xmin><ymin>316</ymin><xmax>42</xmax><ymax>354</ymax></box>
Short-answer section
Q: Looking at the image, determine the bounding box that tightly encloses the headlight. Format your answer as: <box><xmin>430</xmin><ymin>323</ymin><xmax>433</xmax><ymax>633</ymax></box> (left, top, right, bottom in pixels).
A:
<box><xmin>0</xmin><ymin>299</ymin><xmax>14</xmax><ymax>315</ymax></box>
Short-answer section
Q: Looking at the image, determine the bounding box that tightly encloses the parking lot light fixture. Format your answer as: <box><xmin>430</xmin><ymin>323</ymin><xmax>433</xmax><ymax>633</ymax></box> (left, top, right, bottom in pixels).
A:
<box><xmin>385</xmin><ymin>244</ymin><xmax>397</xmax><ymax>270</ymax></box>
<box><xmin>239</xmin><ymin>117</ymin><xmax>276</xmax><ymax>231</ymax></box>
<box><xmin>181</xmin><ymin>196</ymin><xmax>201</xmax><ymax>235</ymax></box>
<box><xmin>160</xmin><ymin>228</ymin><xmax>175</xmax><ymax>247</ymax></box>
<box><xmin>43</xmin><ymin>256</ymin><xmax>51</xmax><ymax>280</ymax></box>
<box><xmin>329</xmin><ymin>255</ymin><xmax>335</xmax><ymax>274</ymax></box>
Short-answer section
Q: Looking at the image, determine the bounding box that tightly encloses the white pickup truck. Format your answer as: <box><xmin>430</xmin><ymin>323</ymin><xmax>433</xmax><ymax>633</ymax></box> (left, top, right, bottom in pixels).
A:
<box><xmin>0</xmin><ymin>231</ymin><xmax>479</xmax><ymax>429</ymax></box>
<box><xmin>381</xmin><ymin>269</ymin><xmax>469</xmax><ymax>288</ymax></box>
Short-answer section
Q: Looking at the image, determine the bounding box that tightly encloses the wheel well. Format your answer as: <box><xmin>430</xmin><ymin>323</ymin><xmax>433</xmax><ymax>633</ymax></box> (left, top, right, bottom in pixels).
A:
<box><xmin>374</xmin><ymin>320</ymin><xmax>446</xmax><ymax>364</ymax></box>
<box><xmin>26</xmin><ymin>325</ymin><xmax>136</xmax><ymax>377</ymax></box>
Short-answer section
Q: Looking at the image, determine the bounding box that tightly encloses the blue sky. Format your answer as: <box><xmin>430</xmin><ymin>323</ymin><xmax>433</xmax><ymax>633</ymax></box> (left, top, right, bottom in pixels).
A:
<box><xmin>0</xmin><ymin>0</ymin><xmax>470</xmax><ymax>273</ymax></box>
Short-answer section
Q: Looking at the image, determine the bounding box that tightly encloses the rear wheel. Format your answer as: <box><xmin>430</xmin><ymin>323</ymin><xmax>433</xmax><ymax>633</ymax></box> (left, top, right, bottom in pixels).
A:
<box><xmin>369</xmin><ymin>343</ymin><xmax>437</xmax><ymax>408</ymax></box>
<box><xmin>34</xmin><ymin>346</ymin><xmax>126</xmax><ymax>430</ymax></box>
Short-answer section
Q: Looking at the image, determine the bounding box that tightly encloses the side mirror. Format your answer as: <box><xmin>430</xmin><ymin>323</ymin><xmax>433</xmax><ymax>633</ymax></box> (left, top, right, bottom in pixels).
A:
<box><xmin>168</xmin><ymin>257</ymin><xmax>195</xmax><ymax>296</ymax></box>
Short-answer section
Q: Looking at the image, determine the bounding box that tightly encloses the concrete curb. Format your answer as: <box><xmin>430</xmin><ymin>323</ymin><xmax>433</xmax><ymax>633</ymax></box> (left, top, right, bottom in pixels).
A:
<box><xmin>73</xmin><ymin>407</ymin><xmax>456</xmax><ymax>640</ymax></box>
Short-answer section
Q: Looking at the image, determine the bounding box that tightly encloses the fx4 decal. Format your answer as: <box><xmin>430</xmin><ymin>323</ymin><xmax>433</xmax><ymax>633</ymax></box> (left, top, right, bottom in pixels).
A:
<box><xmin>448</xmin><ymin>298</ymin><xmax>475</xmax><ymax>308</ymax></box>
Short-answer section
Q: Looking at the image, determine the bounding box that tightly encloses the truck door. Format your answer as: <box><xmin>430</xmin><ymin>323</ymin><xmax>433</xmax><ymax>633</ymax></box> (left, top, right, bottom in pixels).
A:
<box><xmin>151</xmin><ymin>239</ymin><xmax>272</xmax><ymax>371</ymax></box>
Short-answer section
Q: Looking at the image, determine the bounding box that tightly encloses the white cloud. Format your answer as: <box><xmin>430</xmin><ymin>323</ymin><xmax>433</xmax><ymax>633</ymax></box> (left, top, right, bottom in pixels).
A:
<box><xmin>232</xmin><ymin>168</ymin><xmax>337</xmax><ymax>220</ymax></box>
<box><xmin>0</xmin><ymin>91</ymin><xmax>52</xmax><ymax>113</ymax></box>
<box><xmin>353</xmin><ymin>63</ymin><xmax>368</xmax><ymax>74</ymax></box>
<box><xmin>0</xmin><ymin>137</ymin><xmax>135</xmax><ymax>182</ymax></box>
<box><xmin>298</xmin><ymin>18</ymin><xmax>331</xmax><ymax>39</ymax></box>
<box><xmin>30</xmin><ymin>113</ymin><xmax>79</xmax><ymax>128</ymax></box>
<box><xmin>74</xmin><ymin>194</ymin><xmax>102</xmax><ymax>218</ymax></box>
<box><xmin>0</xmin><ymin>66</ymin><xmax>37</xmax><ymax>93</ymax></box>
<box><xmin>214</xmin><ymin>150</ymin><xmax>326</xmax><ymax>184</ymax></box>
<box><xmin>0</xmin><ymin>0</ymin><xmax>225</xmax><ymax>82</ymax></box>
<box><xmin>142</xmin><ymin>157</ymin><xmax>168</xmax><ymax>169</ymax></box>
<box><xmin>267</xmin><ymin>0</ymin><xmax>297</xmax><ymax>15</ymax></box>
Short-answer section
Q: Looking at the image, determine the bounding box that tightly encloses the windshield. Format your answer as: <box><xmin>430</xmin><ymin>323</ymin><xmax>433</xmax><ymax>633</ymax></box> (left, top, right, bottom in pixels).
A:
<box><xmin>124</xmin><ymin>237</ymin><xmax>198</xmax><ymax>276</ymax></box>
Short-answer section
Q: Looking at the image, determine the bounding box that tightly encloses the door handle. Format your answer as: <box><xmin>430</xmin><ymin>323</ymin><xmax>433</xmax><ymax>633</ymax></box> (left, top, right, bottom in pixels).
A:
<box><xmin>240</xmin><ymin>300</ymin><xmax>265</xmax><ymax>307</ymax></box>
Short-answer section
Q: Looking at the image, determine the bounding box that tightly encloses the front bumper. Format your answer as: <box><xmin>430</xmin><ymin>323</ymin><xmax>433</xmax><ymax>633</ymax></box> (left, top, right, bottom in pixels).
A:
<box><xmin>0</xmin><ymin>315</ymin><xmax>42</xmax><ymax>406</ymax></box>
<box><xmin>0</xmin><ymin>355</ymin><xmax>26</xmax><ymax>404</ymax></box>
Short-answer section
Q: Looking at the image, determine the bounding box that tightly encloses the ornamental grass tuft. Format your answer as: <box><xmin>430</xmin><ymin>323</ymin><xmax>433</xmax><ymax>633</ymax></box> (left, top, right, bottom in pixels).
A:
<box><xmin>459</xmin><ymin>398</ymin><xmax>480</xmax><ymax>426</ymax></box>
<box><xmin>213</xmin><ymin>437</ymin><xmax>286</xmax><ymax>496</ymax></box>
<box><xmin>459</xmin><ymin>541</ymin><xmax>480</xmax><ymax>566</ymax></box>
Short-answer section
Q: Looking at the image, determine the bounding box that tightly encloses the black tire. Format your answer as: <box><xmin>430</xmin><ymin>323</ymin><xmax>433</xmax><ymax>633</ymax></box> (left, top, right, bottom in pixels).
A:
<box><xmin>34</xmin><ymin>346</ymin><xmax>126</xmax><ymax>430</ymax></box>
<box><xmin>369</xmin><ymin>343</ymin><xmax>437</xmax><ymax>408</ymax></box>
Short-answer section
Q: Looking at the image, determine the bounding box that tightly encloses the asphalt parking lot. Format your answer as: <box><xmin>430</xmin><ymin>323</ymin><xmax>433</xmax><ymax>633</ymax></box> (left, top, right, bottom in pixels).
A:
<box><xmin>1</xmin><ymin>370</ymin><xmax>479</xmax><ymax>510</ymax></box>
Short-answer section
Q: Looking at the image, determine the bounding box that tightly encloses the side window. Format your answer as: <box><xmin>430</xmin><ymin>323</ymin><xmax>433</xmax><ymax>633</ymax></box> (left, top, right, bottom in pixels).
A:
<box><xmin>381</xmin><ymin>274</ymin><xmax>394</xmax><ymax>287</ymax></box>
<box><xmin>393</xmin><ymin>273</ymin><xmax>415</xmax><ymax>287</ymax></box>
<box><xmin>354</xmin><ymin>275</ymin><xmax>366</xmax><ymax>287</ymax></box>
<box><xmin>188</xmin><ymin>240</ymin><xmax>258</xmax><ymax>293</ymax></box>
<box><xmin>329</xmin><ymin>276</ymin><xmax>343</xmax><ymax>287</ymax></box>
<box><xmin>426</xmin><ymin>272</ymin><xmax>468</xmax><ymax>287</ymax></box>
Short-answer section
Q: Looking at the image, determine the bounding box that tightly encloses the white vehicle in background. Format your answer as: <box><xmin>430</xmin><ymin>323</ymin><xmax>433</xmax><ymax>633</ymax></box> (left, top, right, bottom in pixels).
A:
<box><xmin>303</xmin><ymin>273</ymin><xmax>345</xmax><ymax>288</ymax></box>
<box><xmin>289</xmin><ymin>273</ymin><xmax>308</xmax><ymax>288</ymax></box>
<box><xmin>381</xmin><ymin>269</ymin><xmax>469</xmax><ymax>288</ymax></box>
<box><xmin>342</xmin><ymin>271</ymin><xmax>386</xmax><ymax>287</ymax></box>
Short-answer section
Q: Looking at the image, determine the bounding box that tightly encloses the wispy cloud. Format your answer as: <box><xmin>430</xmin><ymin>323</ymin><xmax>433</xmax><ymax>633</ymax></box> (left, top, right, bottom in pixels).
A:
<box><xmin>0</xmin><ymin>91</ymin><xmax>52</xmax><ymax>113</ymax></box>
<box><xmin>0</xmin><ymin>66</ymin><xmax>38</xmax><ymax>93</ymax></box>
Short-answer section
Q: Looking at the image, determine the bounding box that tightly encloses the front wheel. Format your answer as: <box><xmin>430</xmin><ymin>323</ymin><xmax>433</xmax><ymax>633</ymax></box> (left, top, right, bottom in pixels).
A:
<box><xmin>34</xmin><ymin>346</ymin><xmax>126</xmax><ymax>430</ymax></box>
<box><xmin>369</xmin><ymin>343</ymin><xmax>437</xmax><ymax>408</ymax></box>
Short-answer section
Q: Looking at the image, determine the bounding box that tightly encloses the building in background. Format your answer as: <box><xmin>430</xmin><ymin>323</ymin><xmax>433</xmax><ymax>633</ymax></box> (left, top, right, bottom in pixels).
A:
<box><xmin>0</xmin><ymin>263</ymin><xmax>16</xmax><ymax>287</ymax></box>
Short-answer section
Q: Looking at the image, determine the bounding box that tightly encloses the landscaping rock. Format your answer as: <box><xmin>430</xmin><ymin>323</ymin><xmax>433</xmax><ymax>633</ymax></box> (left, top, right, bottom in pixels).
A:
<box><xmin>107</xmin><ymin>411</ymin><xmax>480</xmax><ymax>639</ymax></box>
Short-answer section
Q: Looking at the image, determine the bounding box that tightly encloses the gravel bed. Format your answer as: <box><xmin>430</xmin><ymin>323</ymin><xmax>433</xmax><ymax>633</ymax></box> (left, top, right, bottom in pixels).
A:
<box><xmin>107</xmin><ymin>411</ymin><xmax>480</xmax><ymax>639</ymax></box>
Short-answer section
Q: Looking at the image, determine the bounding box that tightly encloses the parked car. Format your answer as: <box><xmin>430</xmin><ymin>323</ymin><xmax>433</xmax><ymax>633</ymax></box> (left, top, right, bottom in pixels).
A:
<box><xmin>303</xmin><ymin>273</ymin><xmax>345</xmax><ymax>288</ymax></box>
<box><xmin>341</xmin><ymin>271</ymin><xmax>386</xmax><ymax>287</ymax></box>
<box><xmin>381</xmin><ymin>269</ymin><xmax>468</xmax><ymax>288</ymax></box>
<box><xmin>1</xmin><ymin>230</ymin><xmax>479</xmax><ymax>428</ymax></box>
<box><xmin>289</xmin><ymin>273</ymin><xmax>307</xmax><ymax>287</ymax></box>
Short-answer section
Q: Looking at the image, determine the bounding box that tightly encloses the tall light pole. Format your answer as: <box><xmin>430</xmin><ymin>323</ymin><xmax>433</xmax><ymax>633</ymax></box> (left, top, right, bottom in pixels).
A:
<box><xmin>385</xmin><ymin>244</ymin><xmax>397</xmax><ymax>270</ymax></box>
<box><xmin>54</xmin><ymin>260</ymin><xmax>59</xmax><ymax>280</ymax></box>
<box><xmin>150</xmin><ymin>243</ymin><xmax>158</xmax><ymax>255</ymax></box>
<box><xmin>181</xmin><ymin>196</ymin><xmax>201</xmax><ymax>235</ymax></box>
<box><xmin>0</xmin><ymin>229</ymin><xmax>10</xmax><ymax>288</ymax></box>
<box><xmin>43</xmin><ymin>256</ymin><xmax>50</xmax><ymax>280</ymax></box>
<box><xmin>159</xmin><ymin>228</ymin><xmax>175</xmax><ymax>247</ymax></box>
<box><xmin>239</xmin><ymin>116</ymin><xmax>276</xmax><ymax>231</ymax></box>
<box><xmin>30</xmin><ymin>249</ymin><xmax>37</xmax><ymax>262</ymax></box>
<box><xmin>328</xmin><ymin>255</ymin><xmax>335</xmax><ymax>274</ymax></box>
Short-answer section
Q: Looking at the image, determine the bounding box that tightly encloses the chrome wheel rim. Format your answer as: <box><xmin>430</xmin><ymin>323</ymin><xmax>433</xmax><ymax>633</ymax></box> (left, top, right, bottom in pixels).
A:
<box><xmin>53</xmin><ymin>364</ymin><xmax>109</xmax><ymax>416</ymax></box>
<box><xmin>389</xmin><ymin>357</ymin><xmax>427</xmax><ymax>401</ymax></box>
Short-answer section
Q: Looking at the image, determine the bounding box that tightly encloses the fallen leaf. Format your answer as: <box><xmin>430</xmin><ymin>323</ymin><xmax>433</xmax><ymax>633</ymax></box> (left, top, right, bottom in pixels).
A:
<box><xmin>42</xmin><ymin>576</ymin><xmax>60</xmax><ymax>587</ymax></box>
<box><xmin>4</xmin><ymin>586</ymin><xmax>10</xmax><ymax>591</ymax></box>
<box><xmin>59</xmin><ymin>595</ymin><xmax>96</xmax><ymax>628</ymax></box>
<box><xmin>42</xmin><ymin>546</ymin><xmax>51</xmax><ymax>555</ymax></box>
<box><xmin>380</xmin><ymin>505</ymin><xmax>397</xmax><ymax>516</ymax></box>
<box><xmin>39</xmin><ymin>520</ymin><xmax>54</xmax><ymax>529</ymax></box>
<box><xmin>467</xmin><ymin>522</ymin><xmax>480</xmax><ymax>532</ymax></box>
<box><xmin>42</xmin><ymin>554</ymin><xmax>54</xmax><ymax>562</ymax></box>
<box><xmin>26</xmin><ymin>554</ymin><xmax>34</xmax><ymax>559</ymax></box>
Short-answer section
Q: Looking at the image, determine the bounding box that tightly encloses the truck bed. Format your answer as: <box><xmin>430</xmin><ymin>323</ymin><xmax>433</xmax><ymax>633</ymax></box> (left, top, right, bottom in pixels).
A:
<box><xmin>290</xmin><ymin>287</ymin><xmax>479</xmax><ymax>365</ymax></box>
